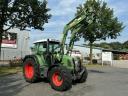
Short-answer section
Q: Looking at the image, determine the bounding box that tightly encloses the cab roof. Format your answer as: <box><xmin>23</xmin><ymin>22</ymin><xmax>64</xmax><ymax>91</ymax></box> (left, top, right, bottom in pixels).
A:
<box><xmin>33</xmin><ymin>39</ymin><xmax>60</xmax><ymax>44</ymax></box>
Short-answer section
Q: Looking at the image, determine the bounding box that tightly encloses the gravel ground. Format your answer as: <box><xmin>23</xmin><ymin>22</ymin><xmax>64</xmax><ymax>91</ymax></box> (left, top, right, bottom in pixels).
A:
<box><xmin>0</xmin><ymin>66</ymin><xmax>128</xmax><ymax>96</ymax></box>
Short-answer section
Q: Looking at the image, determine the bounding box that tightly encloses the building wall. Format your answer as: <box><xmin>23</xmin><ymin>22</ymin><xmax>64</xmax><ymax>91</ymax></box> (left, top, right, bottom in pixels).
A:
<box><xmin>112</xmin><ymin>60</ymin><xmax>128</xmax><ymax>68</ymax></box>
<box><xmin>73</xmin><ymin>46</ymin><xmax>102</xmax><ymax>59</ymax></box>
<box><xmin>1</xmin><ymin>28</ymin><xmax>30</xmax><ymax>60</ymax></box>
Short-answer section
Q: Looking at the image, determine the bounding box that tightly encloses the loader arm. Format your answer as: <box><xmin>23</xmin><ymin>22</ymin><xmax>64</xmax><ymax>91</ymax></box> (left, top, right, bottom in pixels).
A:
<box><xmin>66</xmin><ymin>26</ymin><xmax>83</xmax><ymax>54</ymax></box>
<box><xmin>60</xmin><ymin>11</ymin><xmax>88</xmax><ymax>59</ymax></box>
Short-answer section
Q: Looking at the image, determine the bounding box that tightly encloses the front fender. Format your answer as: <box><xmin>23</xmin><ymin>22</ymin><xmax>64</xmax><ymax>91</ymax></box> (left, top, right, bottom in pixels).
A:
<box><xmin>61</xmin><ymin>55</ymin><xmax>74</xmax><ymax>70</ymax></box>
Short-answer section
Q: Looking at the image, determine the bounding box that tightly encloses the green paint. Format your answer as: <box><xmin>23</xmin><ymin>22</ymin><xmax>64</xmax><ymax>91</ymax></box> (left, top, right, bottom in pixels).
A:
<box><xmin>61</xmin><ymin>55</ymin><xmax>74</xmax><ymax>69</ymax></box>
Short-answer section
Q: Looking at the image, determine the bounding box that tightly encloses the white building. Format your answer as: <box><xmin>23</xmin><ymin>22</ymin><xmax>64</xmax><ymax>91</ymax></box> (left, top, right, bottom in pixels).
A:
<box><xmin>73</xmin><ymin>45</ymin><xmax>102</xmax><ymax>64</ymax></box>
<box><xmin>1</xmin><ymin>28</ymin><xmax>30</xmax><ymax>60</ymax></box>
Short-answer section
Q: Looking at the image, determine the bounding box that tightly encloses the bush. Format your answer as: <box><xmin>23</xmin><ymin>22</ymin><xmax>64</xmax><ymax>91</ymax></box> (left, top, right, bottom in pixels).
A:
<box><xmin>10</xmin><ymin>59</ymin><xmax>23</xmax><ymax>67</ymax></box>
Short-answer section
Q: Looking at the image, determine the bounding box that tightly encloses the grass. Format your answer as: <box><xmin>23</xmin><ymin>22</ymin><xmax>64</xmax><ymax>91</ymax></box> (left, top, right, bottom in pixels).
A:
<box><xmin>0</xmin><ymin>67</ymin><xmax>22</xmax><ymax>76</ymax></box>
<box><xmin>84</xmin><ymin>64</ymin><xmax>103</xmax><ymax>67</ymax></box>
<box><xmin>0</xmin><ymin>64</ymin><xmax>104</xmax><ymax>77</ymax></box>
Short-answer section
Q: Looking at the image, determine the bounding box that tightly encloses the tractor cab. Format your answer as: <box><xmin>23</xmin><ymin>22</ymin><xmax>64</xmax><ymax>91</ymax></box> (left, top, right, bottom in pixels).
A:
<box><xmin>32</xmin><ymin>39</ymin><xmax>60</xmax><ymax>55</ymax></box>
<box><xmin>31</xmin><ymin>39</ymin><xmax>61</xmax><ymax>65</ymax></box>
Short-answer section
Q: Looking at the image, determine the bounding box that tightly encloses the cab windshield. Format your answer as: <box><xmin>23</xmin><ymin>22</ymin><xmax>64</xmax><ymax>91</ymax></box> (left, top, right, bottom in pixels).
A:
<box><xmin>49</xmin><ymin>42</ymin><xmax>60</xmax><ymax>53</ymax></box>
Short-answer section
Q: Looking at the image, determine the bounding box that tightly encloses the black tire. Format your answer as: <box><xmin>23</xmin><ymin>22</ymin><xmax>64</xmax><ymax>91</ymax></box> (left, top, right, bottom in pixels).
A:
<box><xmin>78</xmin><ymin>67</ymin><xmax>88</xmax><ymax>83</ymax></box>
<box><xmin>49</xmin><ymin>67</ymin><xmax>72</xmax><ymax>91</ymax></box>
<box><xmin>23</xmin><ymin>58</ymin><xmax>40</xmax><ymax>83</ymax></box>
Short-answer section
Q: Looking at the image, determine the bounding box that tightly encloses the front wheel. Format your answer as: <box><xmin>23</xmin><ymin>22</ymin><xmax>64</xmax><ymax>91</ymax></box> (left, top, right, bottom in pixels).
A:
<box><xmin>49</xmin><ymin>67</ymin><xmax>72</xmax><ymax>91</ymax></box>
<box><xmin>77</xmin><ymin>67</ymin><xmax>88</xmax><ymax>83</ymax></box>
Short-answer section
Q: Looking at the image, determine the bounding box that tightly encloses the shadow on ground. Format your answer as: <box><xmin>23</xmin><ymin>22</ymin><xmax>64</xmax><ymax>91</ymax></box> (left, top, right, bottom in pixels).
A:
<box><xmin>88</xmin><ymin>70</ymin><xmax>105</xmax><ymax>73</ymax></box>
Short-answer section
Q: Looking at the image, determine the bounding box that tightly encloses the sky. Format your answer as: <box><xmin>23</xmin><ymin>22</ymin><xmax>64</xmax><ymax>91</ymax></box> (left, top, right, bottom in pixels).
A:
<box><xmin>30</xmin><ymin>0</ymin><xmax>128</xmax><ymax>45</ymax></box>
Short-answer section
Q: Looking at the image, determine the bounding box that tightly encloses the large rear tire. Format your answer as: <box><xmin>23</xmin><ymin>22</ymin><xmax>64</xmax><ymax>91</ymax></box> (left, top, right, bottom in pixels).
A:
<box><xmin>23</xmin><ymin>58</ymin><xmax>40</xmax><ymax>83</ymax></box>
<box><xmin>49</xmin><ymin>67</ymin><xmax>72</xmax><ymax>91</ymax></box>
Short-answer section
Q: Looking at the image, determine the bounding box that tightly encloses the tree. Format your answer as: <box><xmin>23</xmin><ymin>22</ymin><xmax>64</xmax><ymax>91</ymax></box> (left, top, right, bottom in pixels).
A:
<box><xmin>109</xmin><ymin>42</ymin><xmax>122</xmax><ymax>50</ymax></box>
<box><xmin>75</xmin><ymin>0</ymin><xmax>124</xmax><ymax>64</ymax></box>
<box><xmin>94</xmin><ymin>42</ymin><xmax>112</xmax><ymax>49</ymax></box>
<box><xmin>123</xmin><ymin>41</ymin><xmax>128</xmax><ymax>49</ymax></box>
<box><xmin>0</xmin><ymin>0</ymin><xmax>51</xmax><ymax>58</ymax></box>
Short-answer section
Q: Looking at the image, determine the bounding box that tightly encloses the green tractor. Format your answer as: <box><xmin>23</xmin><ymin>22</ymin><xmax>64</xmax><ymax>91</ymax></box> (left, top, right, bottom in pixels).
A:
<box><xmin>23</xmin><ymin>11</ymin><xmax>88</xmax><ymax>91</ymax></box>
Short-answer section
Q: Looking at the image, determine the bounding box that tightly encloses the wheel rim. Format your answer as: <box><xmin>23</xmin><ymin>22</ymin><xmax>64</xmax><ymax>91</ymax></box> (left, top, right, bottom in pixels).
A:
<box><xmin>25</xmin><ymin>62</ymin><xmax>34</xmax><ymax>79</ymax></box>
<box><xmin>52</xmin><ymin>71</ymin><xmax>63</xmax><ymax>87</ymax></box>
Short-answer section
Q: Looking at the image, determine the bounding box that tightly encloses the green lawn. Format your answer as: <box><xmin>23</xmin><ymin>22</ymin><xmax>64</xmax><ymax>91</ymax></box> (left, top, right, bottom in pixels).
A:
<box><xmin>0</xmin><ymin>67</ymin><xmax>22</xmax><ymax>76</ymax></box>
<box><xmin>84</xmin><ymin>64</ymin><xmax>103</xmax><ymax>67</ymax></box>
<box><xmin>0</xmin><ymin>64</ymin><xmax>103</xmax><ymax>77</ymax></box>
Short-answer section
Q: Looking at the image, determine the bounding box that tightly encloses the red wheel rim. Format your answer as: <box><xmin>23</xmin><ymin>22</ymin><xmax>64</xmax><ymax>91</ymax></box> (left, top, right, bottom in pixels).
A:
<box><xmin>52</xmin><ymin>72</ymin><xmax>63</xmax><ymax>87</ymax></box>
<box><xmin>25</xmin><ymin>62</ymin><xmax>34</xmax><ymax>79</ymax></box>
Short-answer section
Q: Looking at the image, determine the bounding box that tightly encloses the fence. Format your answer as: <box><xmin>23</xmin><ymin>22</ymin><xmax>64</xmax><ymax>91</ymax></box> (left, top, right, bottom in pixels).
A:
<box><xmin>112</xmin><ymin>60</ymin><xmax>128</xmax><ymax>68</ymax></box>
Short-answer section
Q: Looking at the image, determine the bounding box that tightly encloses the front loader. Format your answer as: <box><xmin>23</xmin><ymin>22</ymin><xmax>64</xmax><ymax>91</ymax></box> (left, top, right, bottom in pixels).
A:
<box><xmin>23</xmin><ymin>11</ymin><xmax>88</xmax><ymax>91</ymax></box>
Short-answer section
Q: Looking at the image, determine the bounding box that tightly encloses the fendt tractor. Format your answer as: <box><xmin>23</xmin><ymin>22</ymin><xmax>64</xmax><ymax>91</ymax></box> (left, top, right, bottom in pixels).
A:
<box><xmin>23</xmin><ymin>11</ymin><xmax>88</xmax><ymax>91</ymax></box>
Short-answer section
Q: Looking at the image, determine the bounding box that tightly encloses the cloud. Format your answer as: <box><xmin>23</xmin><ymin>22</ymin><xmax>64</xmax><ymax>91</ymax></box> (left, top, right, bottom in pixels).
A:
<box><xmin>51</xmin><ymin>8</ymin><xmax>74</xmax><ymax>16</ymax></box>
<box><xmin>49</xmin><ymin>0</ymin><xmax>83</xmax><ymax>16</ymax></box>
<box><xmin>106</xmin><ymin>0</ymin><xmax>128</xmax><ymax>16</ymax></box>
<box><xmin>59</xmin><ymin>0</ymin><xmax>81</xmax><ymax>8</ymax></box>
<box><xmin>44</xmin><ymin>20</ymin><xmax>66</xmax><ymax>28</ymax></box>
<box><xmin>30</xmin><ymin>31</ymin><xmax>61</xmax><ymax>45</ymax></box>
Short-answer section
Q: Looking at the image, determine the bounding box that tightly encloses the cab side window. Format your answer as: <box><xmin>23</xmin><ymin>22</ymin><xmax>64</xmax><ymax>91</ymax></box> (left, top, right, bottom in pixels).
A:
<box><xmin>38</xmin><ymin>43</ymin><xmax>47</xmax><ymax>52</ymax></box>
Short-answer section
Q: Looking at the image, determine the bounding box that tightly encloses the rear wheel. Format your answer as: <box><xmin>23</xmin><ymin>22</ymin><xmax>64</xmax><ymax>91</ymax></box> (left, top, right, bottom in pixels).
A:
<box><xmin>23</xmin><ymin>58</ymin><xmax>40</xmax><ymax>83</ymax></box>
<box><xmin>49</xmin><ymin>67</ymin><xmax>72</xmax><ymax>91</ymax></box>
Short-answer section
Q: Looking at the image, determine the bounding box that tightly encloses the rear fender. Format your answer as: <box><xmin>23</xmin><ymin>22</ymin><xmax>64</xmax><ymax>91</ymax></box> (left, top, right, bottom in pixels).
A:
<box><xmin>23</xmin><ymin>55</ymin><xmax>39</xmax><ymax>64</ymax></box>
